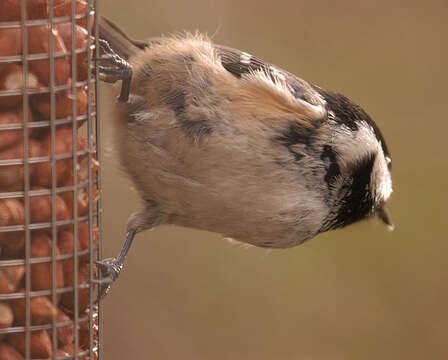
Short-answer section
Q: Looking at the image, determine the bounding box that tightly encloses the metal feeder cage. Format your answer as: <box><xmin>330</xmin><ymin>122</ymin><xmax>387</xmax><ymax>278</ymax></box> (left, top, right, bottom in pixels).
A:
<box><xmin>0</xmin><ymin>0</ymin><xmax>101</xmax><ymax>358</ymax></box>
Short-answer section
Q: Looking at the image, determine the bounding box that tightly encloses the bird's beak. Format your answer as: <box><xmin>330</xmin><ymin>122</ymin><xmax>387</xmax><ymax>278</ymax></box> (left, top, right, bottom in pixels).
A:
<box><xmin>376</xmin><ymin>203</ymin><xmax>395</xmax><ymax>231</ymax></box>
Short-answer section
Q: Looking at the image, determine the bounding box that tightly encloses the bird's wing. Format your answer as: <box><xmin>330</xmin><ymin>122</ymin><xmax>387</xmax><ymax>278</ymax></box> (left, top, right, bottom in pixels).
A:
<box><xmin>215</xmin><ymin>45</ymin><xmax>327</xmax><ymax>122</ymax></box>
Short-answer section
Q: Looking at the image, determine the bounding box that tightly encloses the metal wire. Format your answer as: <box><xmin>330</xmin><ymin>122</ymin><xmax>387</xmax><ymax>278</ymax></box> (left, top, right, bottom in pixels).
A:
<box><xmin>0</xmin><ymin>1</ymin><xmax>100</xmax><ymax>359</ymax></box>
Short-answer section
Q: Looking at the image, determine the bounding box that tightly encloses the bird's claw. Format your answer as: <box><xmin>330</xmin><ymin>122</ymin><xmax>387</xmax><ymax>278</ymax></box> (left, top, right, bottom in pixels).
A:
<box><xmin>94</xmin><ymin>258</ymin><xmax>123</xmax><ymax>300</ymax></box>
<box><xmin>96</xmin><ymin>39</ymin><xmax>132</xmax><ymax>80</ymax></box>
<box><xmin>95</xmin><ymin>39</ymin><xmax>133</xmax><ymax>102</ymax></box>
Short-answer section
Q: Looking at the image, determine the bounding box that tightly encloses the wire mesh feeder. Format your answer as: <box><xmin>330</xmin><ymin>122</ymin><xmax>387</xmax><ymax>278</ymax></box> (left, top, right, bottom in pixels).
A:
<box><xmin>0</xmin><ymin>0</ymin><xmax>101</xmax><ymax>359</ymax></box>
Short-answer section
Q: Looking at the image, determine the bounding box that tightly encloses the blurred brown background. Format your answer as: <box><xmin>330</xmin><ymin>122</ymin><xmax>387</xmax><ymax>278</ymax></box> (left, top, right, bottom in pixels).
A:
<box><xmin>99</xmin><ymin>0</ymin><xmax>448</xmax><ymax>359</ymax></box>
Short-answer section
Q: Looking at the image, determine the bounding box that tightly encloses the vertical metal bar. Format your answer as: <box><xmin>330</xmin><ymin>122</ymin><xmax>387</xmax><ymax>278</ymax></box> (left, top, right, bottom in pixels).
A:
<box><xmin>93</xmin><ymin>0</ymin><xmax>103</xmax><ymax>357</ymax></box>
<box><xmin>48</xmin><ymin>0</ymin><xmax>59</xmax><ymax>358</ymax></box>
<box><xmin>86</xmin><ymin>0</ymin><xmax>95</xmax><ymax>358</ymax></box>
<box><xmin>71</xmin><ymin>1</ymin><xmax>80</xmax><ymax>359</ymax></box>
<box><xmin>20</xmin><ymin>0</ymin><xmax>32</xmax><ymax>358</ymax></box>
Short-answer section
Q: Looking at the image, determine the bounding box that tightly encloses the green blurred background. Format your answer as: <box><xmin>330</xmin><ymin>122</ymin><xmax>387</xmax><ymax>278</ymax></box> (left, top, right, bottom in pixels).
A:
<box><xmin>99</xmin><ymin>0</ymin><xmax>448</xmax><ymax>359</ymax></box>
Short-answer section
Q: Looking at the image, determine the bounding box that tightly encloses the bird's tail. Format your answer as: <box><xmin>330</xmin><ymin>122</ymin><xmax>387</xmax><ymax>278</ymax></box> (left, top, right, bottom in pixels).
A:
<box><xmin>98</xmin><ymin>16</ymin><xmax>148</xmax><ymax>60</ymax></box>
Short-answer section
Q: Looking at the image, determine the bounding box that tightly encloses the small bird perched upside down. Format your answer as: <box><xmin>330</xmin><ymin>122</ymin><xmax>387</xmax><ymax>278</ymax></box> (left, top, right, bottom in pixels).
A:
<box><xmin>96</xmin><ymin>17</ymin><xmax>393</xmax><ymax>299</ymax></box>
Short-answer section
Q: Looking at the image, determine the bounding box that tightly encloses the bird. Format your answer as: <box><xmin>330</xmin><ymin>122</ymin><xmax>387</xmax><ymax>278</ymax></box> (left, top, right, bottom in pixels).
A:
<box><xmin>95</xmin><ymin>16</ymin><xmax>393</xmax><ymax>299</ymax></box>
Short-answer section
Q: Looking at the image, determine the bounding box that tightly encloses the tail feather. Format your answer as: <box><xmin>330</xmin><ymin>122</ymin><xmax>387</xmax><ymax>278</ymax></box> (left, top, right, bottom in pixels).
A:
<box><xmin>98</xmin><ymin>16</ymin><xmax>148</xmax><ymax>60</ymax></box>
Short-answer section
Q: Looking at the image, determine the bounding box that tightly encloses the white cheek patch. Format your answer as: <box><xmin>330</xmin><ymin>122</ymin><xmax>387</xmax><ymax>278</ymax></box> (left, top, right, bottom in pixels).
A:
<box><xmin>373</xmin><ymin>148</ymin><xmax>393</xmax><ymax>201</ymax></box>
<box><xmin>332</xmin><ymin>121</ymin><xmax>393</xmax><ymax>201</ymax></box>
<box><xmin>332</xmin><ymin>122</ymin><xmax>380</xmax><ymax>166</ymax></box>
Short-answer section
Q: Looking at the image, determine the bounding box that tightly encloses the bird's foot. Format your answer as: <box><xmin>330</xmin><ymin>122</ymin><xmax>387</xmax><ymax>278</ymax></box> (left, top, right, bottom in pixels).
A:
<box><xmin>94</xmin><ymin>257</ymin><xmax>123</xmax><ymax>300</ymax></box>
<box><xmin>96</xmin><ymin>39</ymin><xmax>133</xmax><ymax>102</ymax></box>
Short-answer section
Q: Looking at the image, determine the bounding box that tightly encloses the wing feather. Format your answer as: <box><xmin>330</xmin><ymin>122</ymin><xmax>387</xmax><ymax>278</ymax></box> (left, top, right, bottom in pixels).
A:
<box><xmin>216</xmin><ymin>45</ymin><xmax>327</xmax><ymax>121</ymax></box>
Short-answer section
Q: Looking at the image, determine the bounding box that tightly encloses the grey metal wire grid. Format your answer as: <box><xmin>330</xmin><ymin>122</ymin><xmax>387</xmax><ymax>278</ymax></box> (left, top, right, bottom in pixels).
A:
<box><xmin>0</xmin><ymin>0</ymin><xmax>101</xmax><ymax>359</ymax></box>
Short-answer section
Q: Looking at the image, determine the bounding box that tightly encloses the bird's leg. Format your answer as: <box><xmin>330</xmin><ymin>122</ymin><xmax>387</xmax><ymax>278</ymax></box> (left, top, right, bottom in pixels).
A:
<box><xmin>95</xmin><ymin>202</ymin><xmax>165</xmax><ymax>300</ymax></box>
<box><xmin>95</xmin><ymin>229</ymin><xmax>136</xmax><ymax>300</ymax></box>
<box><xmin>96</xmin><ymin>38</ymin><xmax>133</xmax><ymax>102</ymax></box>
